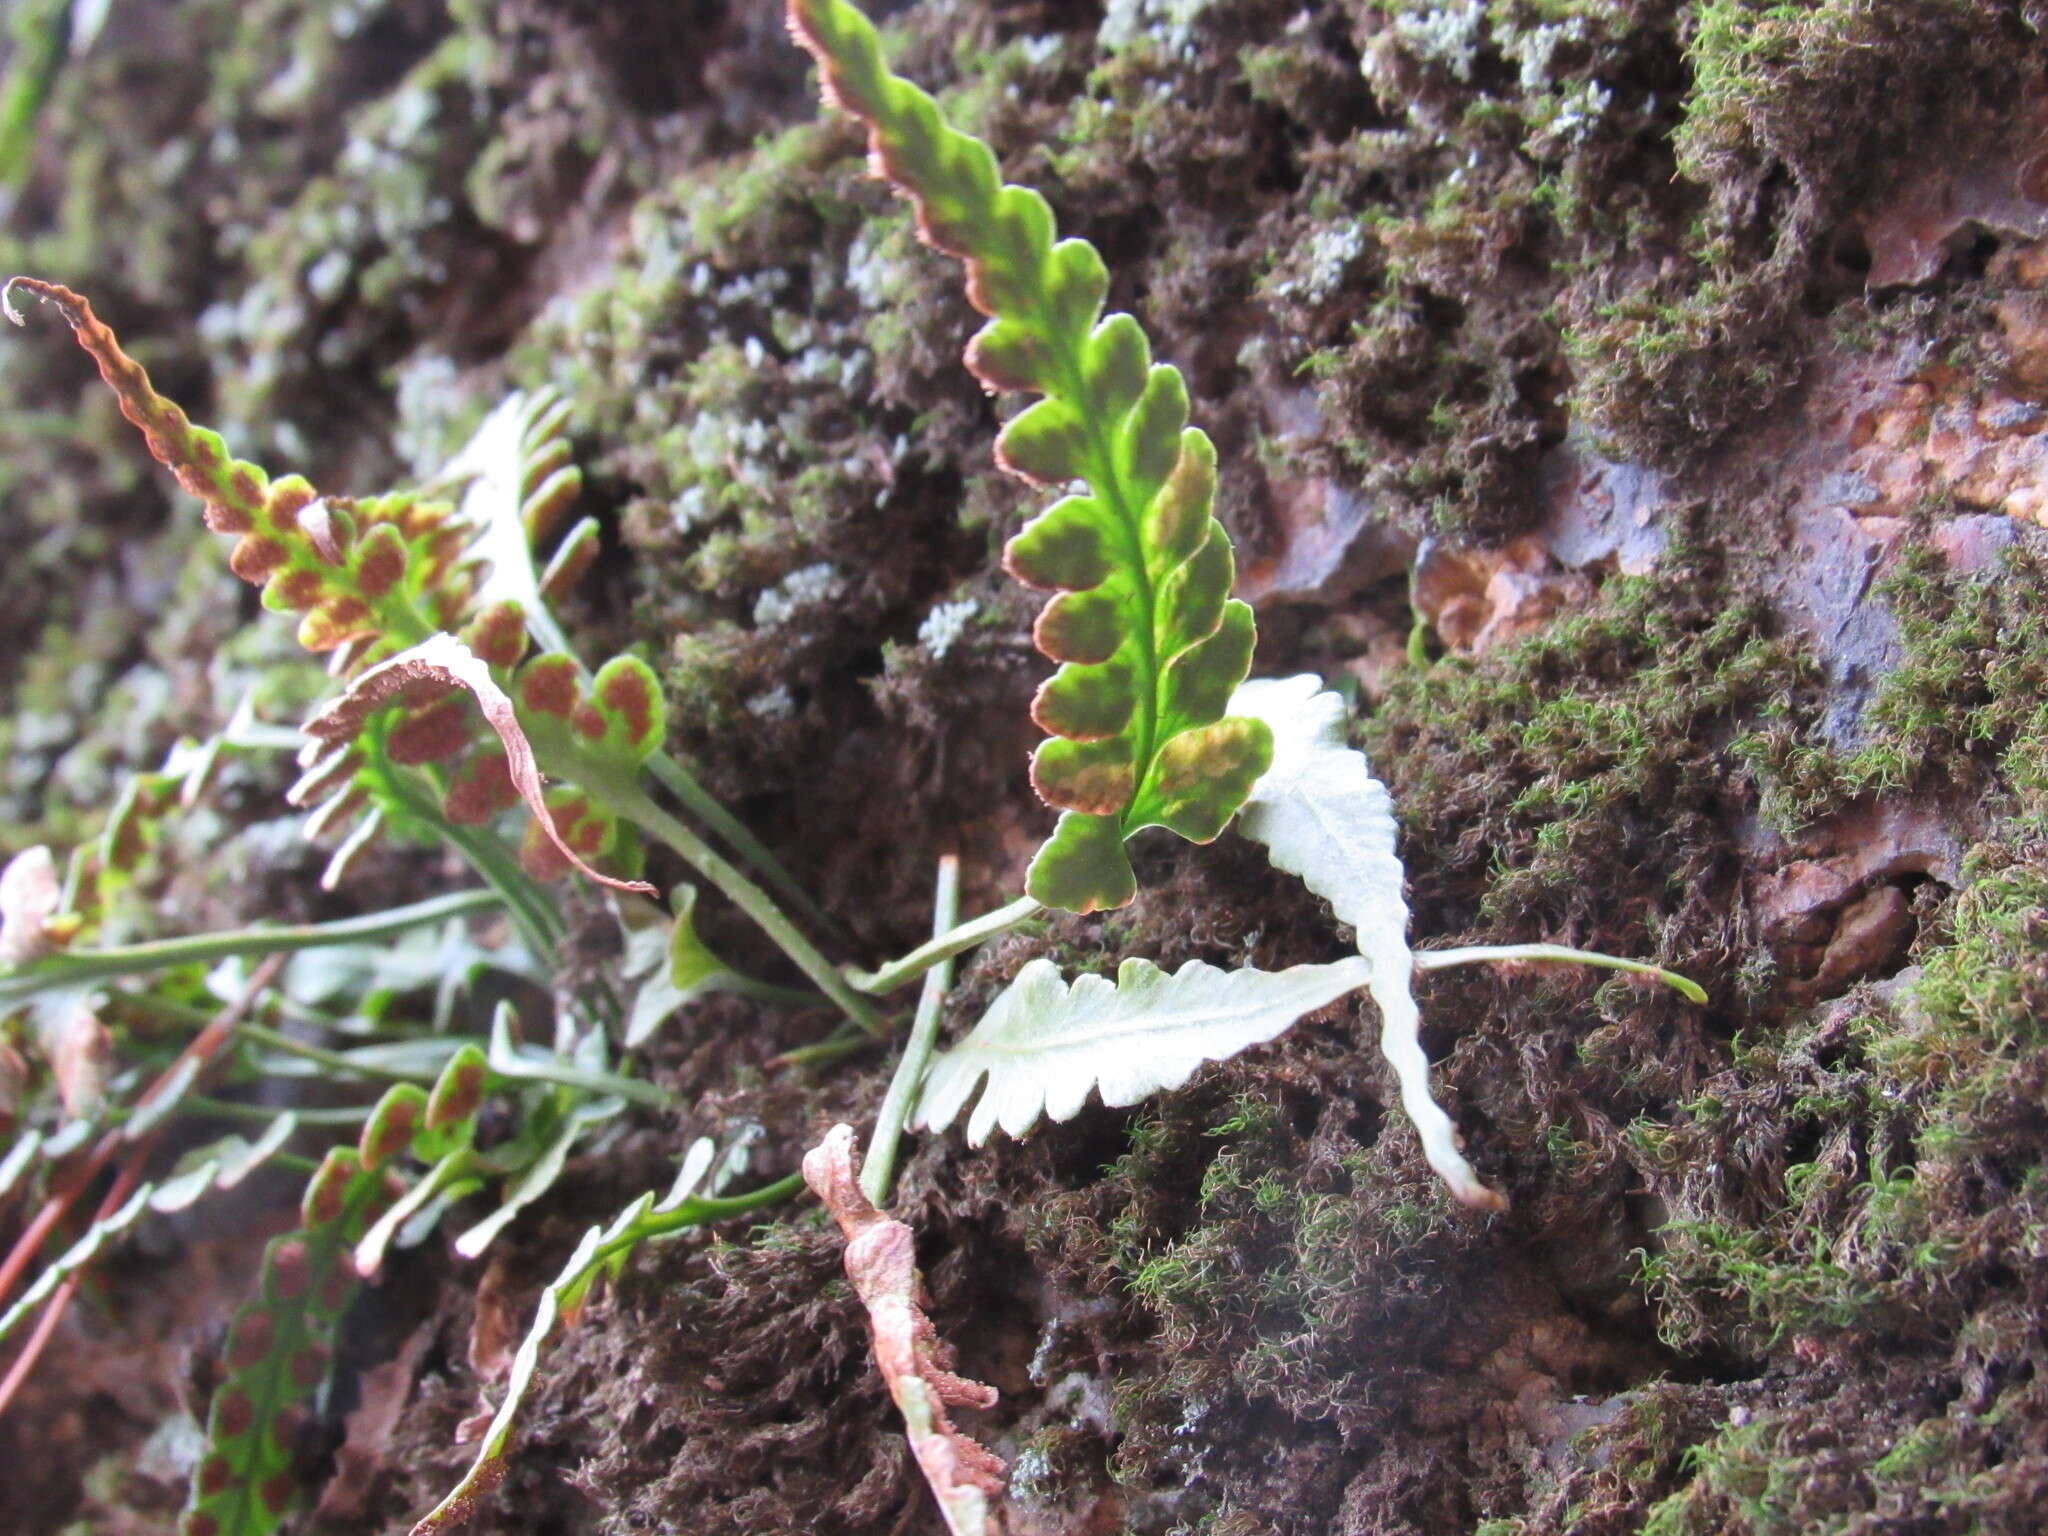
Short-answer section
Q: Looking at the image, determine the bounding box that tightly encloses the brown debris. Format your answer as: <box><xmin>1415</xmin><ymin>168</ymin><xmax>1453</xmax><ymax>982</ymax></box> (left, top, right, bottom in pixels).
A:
<box><xmin>466</xmin><ymin>1251</ymin><xmax>525</xmax><ymax>1386</ymax></box>
<box><xmin>316</xmin><ymin>1324</ymin><xmax>436</xmax><ymax>1522</ymax></box>
<box><xmin>0</xmin><ymin>845</ymin><xmax>61</xmax><ymax>965</ymax></box>
<box><xmin>42</xmin><ymin>1003</ymin><xmax>112</xmax><ymax>1119</ymax></box>
<box><xmin>802</xmin><ymin>1124</ymin><xmax>1005</xmax><ymax>1536</ymax></box>
<box><xmin>1804</xmin><ymin>884</ymin><xmax>1916</xmax><ymax>1000</ymax></box>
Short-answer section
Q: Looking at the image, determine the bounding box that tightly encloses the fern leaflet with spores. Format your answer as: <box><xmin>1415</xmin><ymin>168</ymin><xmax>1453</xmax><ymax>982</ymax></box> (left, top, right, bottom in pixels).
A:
<box><xmin>788</xmin><ymin>0</ymin><xmax>1272</xmax><ymax>914</ymax></box>
<box><xmin>180</xmin><ymin>1146</ymin><xmax>389</xmax><ymax>1536</ymax></box>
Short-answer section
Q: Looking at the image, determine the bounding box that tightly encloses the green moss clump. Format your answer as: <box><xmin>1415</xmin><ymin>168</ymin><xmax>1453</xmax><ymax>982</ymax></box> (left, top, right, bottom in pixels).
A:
<box><xmin>1566</xmin><ymin>0</ymin><xmax>2035</xmax><ymax>464</ymax></box>
<box><xmin>1610</xmin><ymin>853</ymin><xmax>2048</xmax><ymax>1529</ymax></box>
<box><xmin>1731</xmin><ymin>539</ymin><xmax>2048</xmax><ymax>835</ymax></box>
<box><xmin>1368</xmin><ymin>547</ymin><xmax>1809</xmax><ymax>955</ymax></box>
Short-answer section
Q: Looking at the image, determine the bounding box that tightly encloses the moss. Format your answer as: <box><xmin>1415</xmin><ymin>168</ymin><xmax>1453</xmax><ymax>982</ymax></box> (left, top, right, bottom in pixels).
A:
<box><xmin>1731</xmin><ymin>539</ymin><xmax>2048</xmax><ymax>834</ymax></box>
<box><xmin>1565</xmin><ymin>0</ymin><xmax>2037</xmax><ymax>464</ymax></box>
<box><xmin>1367</xmin><ymin>545</ymin><xmax>1807</xmax><ymax>954</ymax></box>
<box><xmin>1590</xmin><ymin>854</ymin><xmax>2048</xmax><ymax>1528</ymax></box>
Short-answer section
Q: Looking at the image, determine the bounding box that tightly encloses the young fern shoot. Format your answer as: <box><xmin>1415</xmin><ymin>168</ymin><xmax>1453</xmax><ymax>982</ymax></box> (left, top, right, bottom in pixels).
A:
<box><xmin>789</xmin><ymin>0</ymin><xmax>1271</xmax><ymax>915</ymax></box>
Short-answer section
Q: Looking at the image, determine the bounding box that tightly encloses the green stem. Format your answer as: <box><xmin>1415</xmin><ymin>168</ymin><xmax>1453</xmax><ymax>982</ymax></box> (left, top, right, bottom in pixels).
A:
<box><xmin>637</xmin><ymin>1169</ymin><xmax>806</xmax><ymax>1238</ymax></box>
<box><xmin>484</xmin><ymin>1007</ymin><xmax>672</xmax><ymax>1108</ymax></box>
<box><xmin>363</xmin><ymin>737</ymin><xmax>564</xmax><ymax>961</ymax></box>
<box><xmin>860</xmin><ymin>856</ymin><xmax>959</xmax><ymax>1208</ymax></box>
<box><xmin>184</xmin><ymin>1095</ymin><xmax>375</xmax><ymax>1127</ymax></box>
<box><xmin>770</xmin><ymin>1021</ymin><xmax>886</xmax><ymax>1069</ymax></box>
<box><xmin>644</xmin><ymin>751</ymin><xmax>844</xmax><ymax>940</ymax></box>
<box><xmin>491</xmin><ymin>1057</ymin><xmax>671</xmax><ymax>1110</ymax></box>
<box><xmin>235</xmin><ymin>1021</ymin><xmax>436</xmax><ymax>1084</ymax></box>
<box><xmin>429</xmin><ymin>816</ymin><xmax>562</xmax><ymax>960</ymax></box>
<box><xmin>0</xmin><ymin>889</ymin><xmax>504</xmax><ymax>1008</ymax></box>
<box><xmin>604</xmin><ymin>780</ymin><xmax>883</xmax><ymax>1035</ymax></box>
<box><xmin>520</xmin><ymin>599</ymin><xmax>836</xmax><ymax>941</ymax></box>
<box><xmin>847</xmin><ymin>893</ymin><xmax>1040</xmax><ymax>995</ymax></box>
<box><xmin>1412</xmin><ymin>943</ymin><xmax>1708</xmax><ymax>1004</ymax></box>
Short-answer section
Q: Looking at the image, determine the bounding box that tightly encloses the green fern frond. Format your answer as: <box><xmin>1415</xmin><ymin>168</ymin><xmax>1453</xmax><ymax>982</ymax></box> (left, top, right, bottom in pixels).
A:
<box><xmin>180</xmin><ymin>1145</ymin><xmax>390</xmax><ymax>1536</ymax></box>
<box><xmin>788</xmin><ymin>0</ymin><xmax>1272</xmax><ymax>913</ymax></box>
<box><xmin>2</xmin><ymin>278</ymin><xmax>448</xmax><ymax>661</ymax></box>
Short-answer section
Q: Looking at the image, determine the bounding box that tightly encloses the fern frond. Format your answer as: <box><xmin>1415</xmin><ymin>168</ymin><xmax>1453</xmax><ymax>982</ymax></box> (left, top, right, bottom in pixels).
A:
<box><xmin>3</xmin><ymin>278</ymin><xmax>445</xmax><ymax>660</ymax></box>
<box><xmin>788</xmin><ymin>0</ymin><xmax>1271</xmax><ymax>913</ymax></box>
<box><xmin>916</xmin><ymin>954</ymin><xmax>1373</xmax><ymax>1145</ymax></box>
<box><xmin>0</xmin><ymin>1179</ymin><xmax>155</xmax><ymax>1348</ymax></box>
<box><xmin>181</xmin><ymin>1146</ymin><xmax>390</xmax><ymax>1536</ymax></box>
<box><xmin>412</xmin><ymin>1139</ymin><xmax>801</xmax><ymax>1535</ymax></box>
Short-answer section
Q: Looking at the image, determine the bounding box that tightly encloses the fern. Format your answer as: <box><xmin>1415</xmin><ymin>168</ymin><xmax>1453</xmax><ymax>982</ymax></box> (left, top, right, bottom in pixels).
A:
<box><xmin>298</xmin><ymin>632</ymin><xmax>659</xmax><ymax>895</ymax></box>
<box><xmin>411</xmin><ymin>1138</ymin><xmax>803</xmax><ymax>1534</ymax></box>
<box><xmin>916</xmin><ymin>955</ymin><xmax>1373</xmax><ymax>1147</ymax></box>
<box><xmin>180</xmin><ymin>1145</ymin><xmax>389</xmax><ymax>1536</ymax></box>
<box><xmin>789</xmin><ymin>0</ymin><xmax>1272</xmax><ymax>914</ymax></box>
<box><xmin>8</xmin><ymin>276</ymin><xmax>879</xmax><ymax>1029</ymax></box>
<box><xmin>2</xmin><ymin>279</ymin><xmax>459</xmax><ymax>659</ymax></box>
<box><xmin>179</xmin><ymin>1035</ymin><xmax>628</xmax><ymax>1536</ymax></box>
<box><xmin>0</xmin><ymin>1121</ymin><xmax>303</xmax><ymax>1351</ymax></box>
<box><xmin>918</xmin><ymin>677</ymin><xmax>1707</xmax><ymax>1209</ymax></box>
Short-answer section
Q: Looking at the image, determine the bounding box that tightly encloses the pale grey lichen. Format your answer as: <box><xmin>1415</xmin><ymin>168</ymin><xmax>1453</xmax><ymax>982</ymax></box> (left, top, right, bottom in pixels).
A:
<box><xmin>1548</xmin><ymin>78</ymin><xmax>1612</xmax><ymax>144</ymax></box>
<box><xmin>917</xmin><ymin>598</ymin><xmax>978</xmax><ymax>659</ymax></box>
<box><xmin>1098</xmin><ymin>0</ymin><xmax>1217</xmax><ymax>56</ymax></box>
<box><xmin>1271</xmin><ymin>222</ymin><xmax>1367</xmax><ymax>304</ymax></box>
<box><xmin>669</xmin><ymin>485</ymin><xmax>715</xmax><ymax>532</ymax></box>
<box><xmin>1390</xmin><ymin>0</ymin><xmax>1485</xmax><ymax>82</ymax></box>
<box><xmin>391</xmin><ymin>352</ymin><xmax>467</xmax><ymax>477</ymax></box>
<box><xmin>304</xmin><ymin>249</ymin><xmax>353</xmax><ymax>303</ymax></box>
<box><xmin>746</xmin><ymin>685</ymin><xmax>796</xmax><ymax>720</ymax></box>
<box><xmin>752</xmin><ymin>562</ymin><xmax>841</xmax><ymax>627</ymax></box>
<box><xmin>1497</xmin><ymin>15</ymin><xmax>1589</xmax><ymax>92</ymax></box>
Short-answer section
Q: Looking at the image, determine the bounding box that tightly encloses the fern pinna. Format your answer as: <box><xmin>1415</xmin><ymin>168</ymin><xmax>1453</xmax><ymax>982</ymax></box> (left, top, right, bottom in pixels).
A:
<box><xmin>788</xmin><ymin>0</ymin><xmax>1272</xmax><ymax>915</ymax></box>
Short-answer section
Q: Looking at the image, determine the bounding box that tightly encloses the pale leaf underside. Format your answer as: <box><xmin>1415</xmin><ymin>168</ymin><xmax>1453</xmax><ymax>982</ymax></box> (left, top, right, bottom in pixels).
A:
<box><xmin>301</xmin><ymin>633</ymin><xmax>652</xmax><ymax>896</ymax></box>
<box><xmin>1229</xmin><ymin>674</ymin><xmax>1504</xmax><ymax>1208</ymax></box>
<box><xmin>915</xmin><ymin>954</ymin><xmax>1373</xmax><ymax>1147</ymax></box>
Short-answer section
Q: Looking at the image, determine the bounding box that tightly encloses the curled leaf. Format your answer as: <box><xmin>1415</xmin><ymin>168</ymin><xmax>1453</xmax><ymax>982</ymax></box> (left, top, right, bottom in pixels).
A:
<box><xmin>301</xmin><ymin>633</ymin><xmax>653</xmax><ymax>896</ymax></box>
<box><xmin>1231</xmin><ymin>676</ymin><xmax>1700</xmax><ymax>1207</ymax></box>
<box><xmin>3</xmin><ymin>278</ymin><xmax>436</xmax><ymax>661</ymax></box>
<box><xmin>1231</xmin><ymin>675</ymin><xmax>1503</xmax><ymax>1209</ymax></box>
<box><xmin>803</xmin><ymin>1125</ymin><xmax>1003</xmax><ymax>1536</ymax></box>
